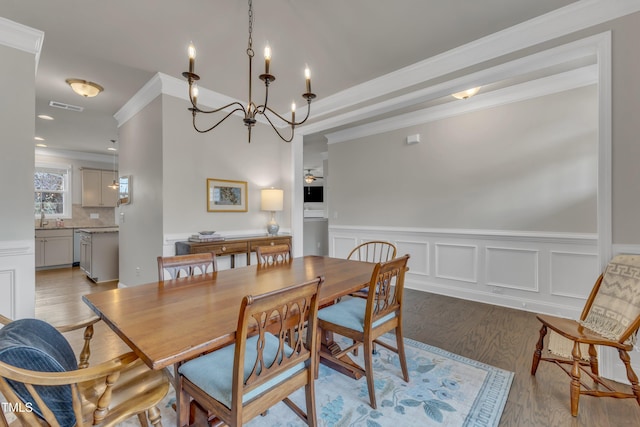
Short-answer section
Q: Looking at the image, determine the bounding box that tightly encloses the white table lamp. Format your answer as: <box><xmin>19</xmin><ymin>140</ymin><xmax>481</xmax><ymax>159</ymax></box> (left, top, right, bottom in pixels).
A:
<box><xmin>261</xmin><ymin>188</ymin><xmax>284</xmax><ymax>236</ymax></box>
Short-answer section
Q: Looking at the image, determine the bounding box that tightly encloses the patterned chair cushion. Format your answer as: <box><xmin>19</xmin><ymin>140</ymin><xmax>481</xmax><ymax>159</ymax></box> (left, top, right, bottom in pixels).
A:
<box><xmin>0</xmin><ymin>319</ymin><xmax>78</xmax><ymax>427</ymax></box>
<box><xmin>179</xmin><ymin>332</ymin><xmax>304</xmax><ymax>409</ymax></box>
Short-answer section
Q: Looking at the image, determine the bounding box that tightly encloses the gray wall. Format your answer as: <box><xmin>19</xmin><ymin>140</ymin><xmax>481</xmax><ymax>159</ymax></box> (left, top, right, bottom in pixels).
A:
<box><xmin>118</xmin><ymin>96</ymin><xmax>164</xmax><ymax>285</ymax></box>
<box><xmin>117</xmin><ymin>93</ymin><xmax>291</xmax><ymax>285</ymax></box>
<box><xmin>610</xmin><ymin>12</ymin><xmax>640</xmax><ymax>244</ymax></box>
<box><xmin>327</xmin><ymin>12</ymin><xmax>640</xmax><ymax>246</ymax></box>
<box><xmin>161</xmin><ymin>95</ymin><xmax>291</xmax><ymax>235</ymax></box>
<box><xmin>0</xmin><ymin>42</ymin><xmax>36</xmax><ymax>318</ymax></box>
<box><xmin>0</xmin><ymin>45</ymin><xmax>35</xmax><ymax>241</ymax></box>
<box><xmin>329</xmin><ymin>86</ymin><xmax>598</xmax><ymax>232</ymax></box>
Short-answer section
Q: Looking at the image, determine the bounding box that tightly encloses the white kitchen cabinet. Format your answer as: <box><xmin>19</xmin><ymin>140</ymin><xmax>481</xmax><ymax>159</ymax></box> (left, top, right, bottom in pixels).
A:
<box><xmin>79</xmin><ymin>228</ymin><xmax>119</xmax><ymax>282</ymax></box>
<box><xmin>35</xmin><ymin>229</ymin><xmax>73</xmax><ymax>268</ymax></box>
<box><xmin>82</xmin><ymin>169</ymin><xmax>118</xmax><ymax>207</ymax></box>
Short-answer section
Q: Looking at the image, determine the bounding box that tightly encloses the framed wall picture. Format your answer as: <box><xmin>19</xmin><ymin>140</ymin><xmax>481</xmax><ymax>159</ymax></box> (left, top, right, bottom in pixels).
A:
<box><xmin>207</xmin><ymin>178</ymin><xmax>248</xmax><ymax>212</ymax></box>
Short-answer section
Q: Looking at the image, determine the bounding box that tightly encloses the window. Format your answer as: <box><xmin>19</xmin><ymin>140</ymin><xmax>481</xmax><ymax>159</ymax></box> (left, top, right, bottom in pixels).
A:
<box><xmin>35</xmin><ymin>164</ymin><xmax>72</xmax><ymax>218</ymax></box>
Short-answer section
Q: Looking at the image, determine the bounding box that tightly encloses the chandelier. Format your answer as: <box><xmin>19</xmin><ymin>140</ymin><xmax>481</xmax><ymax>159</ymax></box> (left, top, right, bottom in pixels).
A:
<box><xmin>182</xmin><ymin>0</ymin><xmax>316</xmax><ymax>143</ymax></box>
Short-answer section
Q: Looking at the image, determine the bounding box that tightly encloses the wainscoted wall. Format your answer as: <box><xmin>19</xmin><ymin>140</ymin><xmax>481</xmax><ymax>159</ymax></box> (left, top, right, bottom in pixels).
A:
<box><xmin>330</xmin><ymin>225</ymin><xmax>640</xmax><ymax>383</ymax></box>
<box><xmin>330</xmin><ymin>225</ymin><xmax>599</xmax><ymax>318</ymax></box>
<box><xmin>0</xmin><ymin>240</ymin><xmax>35</xmax><ymax>319</ymax></box>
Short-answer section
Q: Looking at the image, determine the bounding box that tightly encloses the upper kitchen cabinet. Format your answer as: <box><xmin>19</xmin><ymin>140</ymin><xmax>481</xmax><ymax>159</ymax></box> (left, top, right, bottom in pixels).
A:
<box><xmin>82</xmin><ymin>169</ymin><xmax>118</xmax><ymax>207</ymax></box>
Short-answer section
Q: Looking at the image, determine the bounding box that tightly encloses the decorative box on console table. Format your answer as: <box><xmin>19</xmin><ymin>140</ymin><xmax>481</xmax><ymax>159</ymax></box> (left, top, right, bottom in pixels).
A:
<box><xmin>175</xmin><ymin>235</ymin><xmax>291</xmax><ymax>268</ymax></box>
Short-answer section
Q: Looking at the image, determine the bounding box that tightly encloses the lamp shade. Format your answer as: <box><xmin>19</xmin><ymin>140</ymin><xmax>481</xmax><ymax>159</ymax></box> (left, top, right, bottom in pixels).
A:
<box><xmin>261</xmin><ymin>188</ymin><xmax>283</xmax><ymax>211</ymax></box>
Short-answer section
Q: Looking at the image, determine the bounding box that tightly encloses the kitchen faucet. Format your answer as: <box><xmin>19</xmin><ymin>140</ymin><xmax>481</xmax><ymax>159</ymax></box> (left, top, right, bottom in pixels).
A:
<box><xmin>39</xmin><ymin>202</ymin><xmax>48</xmax><ymax>228</ymax></box>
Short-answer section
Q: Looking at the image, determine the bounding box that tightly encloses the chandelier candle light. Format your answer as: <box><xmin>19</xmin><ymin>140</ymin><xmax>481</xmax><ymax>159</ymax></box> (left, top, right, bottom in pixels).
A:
<box><xmin>182</xmin><ymin>0</ymin><xmax>316</xmax><ymax>143</ymax></box>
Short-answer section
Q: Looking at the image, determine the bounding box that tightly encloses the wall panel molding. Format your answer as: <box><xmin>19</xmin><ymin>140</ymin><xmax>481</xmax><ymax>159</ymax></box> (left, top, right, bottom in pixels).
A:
<box><xmin>435</xmin><ymin>243</ymin><xmax>478</xmax><ymax>283</ymax></box>
<box><xmin>0</xmin><ymin>239</ymin><xmax>35</xmax><ymax>319</ymax></box>
<box><xmin>0</xmin><ymin>269</ymin><xmax>16</xmax><ymax>319</ymax></box>
<box><xmin>486</xmin><ymin>247</ymin><xmax>539</xmax><ymax>292</ymax></box>
<box><xmin>396</xmin><ymin>240</ymin><xmax>429</xmax><ymax>276</ymax></box>
<box><xmin>549</xmin><ymin>251</ymin><xmax>599</xmax><ymax>299</ymax></box>
<box><xmin>329</xmin><ymin>226</ymin><xmax>598</xmax><ymax>319</ymax></box>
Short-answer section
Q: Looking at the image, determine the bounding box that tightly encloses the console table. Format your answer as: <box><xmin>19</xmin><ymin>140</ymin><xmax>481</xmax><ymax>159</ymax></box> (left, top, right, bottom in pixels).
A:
<box><xmin>175</xmin><ymin>235</ymin><xmax>292</xmax><ymax>268</ymax></box>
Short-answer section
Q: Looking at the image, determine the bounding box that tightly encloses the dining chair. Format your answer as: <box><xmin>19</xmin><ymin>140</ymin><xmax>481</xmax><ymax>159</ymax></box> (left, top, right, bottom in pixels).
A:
<box><xmin>255</xmin><ymin>243</ymin><xmax>291</xmax><ymax>265</ymax></box>
<box><xmin>0</xmin><ymin>315</ymin><xmax>169</xmax><ymax>427</ymax></box>
<box><xmin>178</xmin><ymin>276</ymin><xmax>324</xmax><ymax>427</ymax></box>
<box><xmin>347</xmin><ymin>240</ymin><xmax>397</xmax><ymax>264</ymax></box>
<box><xmin>347</xmin><ymin>241</ymin><xmax>397</xmax><ymax>299</ymax></box>
<box><xmin>317</xmin><ymin>254</ymin><xmax>410</xmax><ymax>409</ymax></box>
<box><xmin>157</xmin><ymin>252</ymin><xmax>217</xmax><ymax>280</ymax></box>
<box><xmin>531</xmin><ymin>254</ymin><xmax>640</xmax><ymax>416</ymax></box>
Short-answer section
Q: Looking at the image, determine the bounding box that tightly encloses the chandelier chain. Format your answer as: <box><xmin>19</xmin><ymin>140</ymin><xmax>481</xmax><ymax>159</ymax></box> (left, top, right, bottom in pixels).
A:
<box><xmin>247</xmin><ymin>0</ymin><xmax>254</xmax><ymax>57</ymax></box>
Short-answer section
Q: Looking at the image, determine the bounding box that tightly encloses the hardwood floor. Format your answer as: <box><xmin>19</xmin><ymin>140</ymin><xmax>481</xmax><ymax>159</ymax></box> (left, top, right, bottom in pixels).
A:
<box><xmin>35</xmin><ymin>266</ymin><xmax>130</xmax><ymax>362</ymax></box>
<box><xmin>32</xmin><ymin>268</ymin><xmax>640</xmax><ymax>426</ymax></box>
<box><xmin>402</xmin><ymin>290</ymin><xmax>640</xmax><ymax>426</ymax></box>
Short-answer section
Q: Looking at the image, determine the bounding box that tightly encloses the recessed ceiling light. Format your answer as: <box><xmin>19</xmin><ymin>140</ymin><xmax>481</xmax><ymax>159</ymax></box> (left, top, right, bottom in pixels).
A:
<box><xmin>36</xmin><ymin>143</ymin><xmax>47</xmax><ymax>148</ymax></box>
<box><xmin>107</xmin><ymin>147</ymin><xmax>117</xmax><ymax>151</ymax></box>
<box><xmin>34</xmin><ymin>136</ymin><xmax>45</xmax><ymax>141</ymax></box>
<box><xmin>37</xmin><ymin>114</ymin><xmax>54</xmax><ymax>120</ymax></box>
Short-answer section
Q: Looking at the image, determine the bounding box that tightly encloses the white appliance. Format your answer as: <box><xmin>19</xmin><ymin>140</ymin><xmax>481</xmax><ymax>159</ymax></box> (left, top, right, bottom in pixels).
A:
<box><xmin>79</xmin><ymin>228</ymin><xmax>119</xmax><ymax>282</ymax></box>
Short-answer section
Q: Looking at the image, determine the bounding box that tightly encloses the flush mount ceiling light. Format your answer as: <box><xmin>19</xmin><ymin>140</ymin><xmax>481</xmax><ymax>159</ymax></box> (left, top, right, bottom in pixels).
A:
<box><xmin>66</xmin><ymin>78</ymin><xmax>104</xmax><ymax>97</ymax></box>
<box><xmin>452</xmin><ymin>87</ymin><xmax>481</xmax><ymax>100</ymax></box>
<box><xmin>182</xmin><ymin>0</ymin><xmax>316</xmax><ymax>143</ymax></box>
<box><xmin>37</xmin><ymin>114</ymin><xmax>54</xmax><ymax>120</ymax></box>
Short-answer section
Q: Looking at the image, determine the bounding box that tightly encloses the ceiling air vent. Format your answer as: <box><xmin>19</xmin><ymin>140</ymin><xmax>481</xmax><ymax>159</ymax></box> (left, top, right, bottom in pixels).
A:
<box><xmin>49</xmin><ymin>100</ymin><xmax>84</xmax><ymax>112</ymax></box>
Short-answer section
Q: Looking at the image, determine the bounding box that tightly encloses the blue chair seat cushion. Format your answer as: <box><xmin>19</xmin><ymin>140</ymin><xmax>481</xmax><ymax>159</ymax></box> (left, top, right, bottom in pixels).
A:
<box><xmin>179</xmin><ymin>332</ymin><xmax>304</xmax><ymax>409</ymax></box>
<box><xmin>0</xmin><ymin>318</ymin><xmax>78</xmax><ymax>427</ymax></box>
<box><xmin>318</xmin><ymin>298</ymin><xmax>396</xmax><ymax>332</ymax></box>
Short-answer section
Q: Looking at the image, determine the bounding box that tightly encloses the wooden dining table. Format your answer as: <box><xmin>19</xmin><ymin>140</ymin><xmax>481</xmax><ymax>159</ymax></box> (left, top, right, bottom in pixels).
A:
<box><xmin>83</xmin><ymin>255</ymin><xmax>375</xmax><ymax>426</ymax></box>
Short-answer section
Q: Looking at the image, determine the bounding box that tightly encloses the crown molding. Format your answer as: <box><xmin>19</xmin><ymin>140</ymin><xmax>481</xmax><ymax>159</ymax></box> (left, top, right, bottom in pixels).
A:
<box><xmin>309</xmin><ymin>0</ymin><xmax>640</xmax><ymax>122</ymax></box>
<box><xmin>0</xmin><ymin>17</ymin><xmax>44</xmax><ymax>73</ymax></box>
<box><xmin>301</xmin><ymin>32</ymin><xmax>606</xmax><ymax>137</ymax></box>
<box><xmin>35</xmin><ymin>147</ymin><xmax>114</xmax><ymax>164</ymax></box>
<box><xmin>113</xmin><ymin>72</ymin><xmax>163</xmax><ymax>127</ymax></box>
<box><xmin>115</xmin><ymin>72</ymin><xmax>274</xmax><ymax>128</ymax></box>
<box><xmin>326</xmin><ymin>64</ymin><xmax>597</xmax><ymax>144</ymax></box>
<box><xmin>115</xmin><ymin>0</ymin><xmax>639</xmax><ymax>131</ymax></box>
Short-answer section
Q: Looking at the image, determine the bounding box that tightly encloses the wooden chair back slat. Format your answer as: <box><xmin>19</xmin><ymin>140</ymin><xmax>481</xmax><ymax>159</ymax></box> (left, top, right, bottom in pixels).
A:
<box><xmin>157</xmin><ymin>252</ymin><xmax>217</xmax><ymax>280</ymax></box>
<box><xmin>347</xmin><ymin>241</ymin><xmax>397</xmax><ymax>263</ymax></box>
<box><xmin>255</xmin><ymin>244</ymin><xmax>291</xmax><ymax>265</ymax></box>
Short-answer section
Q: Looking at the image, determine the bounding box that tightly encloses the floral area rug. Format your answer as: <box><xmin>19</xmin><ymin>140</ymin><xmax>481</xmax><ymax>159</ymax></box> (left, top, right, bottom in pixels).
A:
<box><xmin>141</xmin><ymin>335</ymin><xmax>513</xmax><ymax>427</ymax></box>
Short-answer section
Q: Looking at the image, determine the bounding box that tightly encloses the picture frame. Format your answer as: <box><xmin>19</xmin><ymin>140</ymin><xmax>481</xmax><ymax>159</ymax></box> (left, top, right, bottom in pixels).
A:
<box><xmin>119</xmin><ymin>175</ymin><xmax>131</xmax><ymax>205</ymax></box>
<box><xmin>207</xmin><ymin>178</ymin><xmax>248</xmax><ymax>212</ymax></box>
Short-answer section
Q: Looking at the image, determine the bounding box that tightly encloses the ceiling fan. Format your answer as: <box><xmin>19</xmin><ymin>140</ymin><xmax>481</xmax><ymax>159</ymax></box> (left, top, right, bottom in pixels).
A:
<box><xmin>304</xmin><ymin>169</ymin><xmax>323</xmax><ymax>184</ymax></box>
